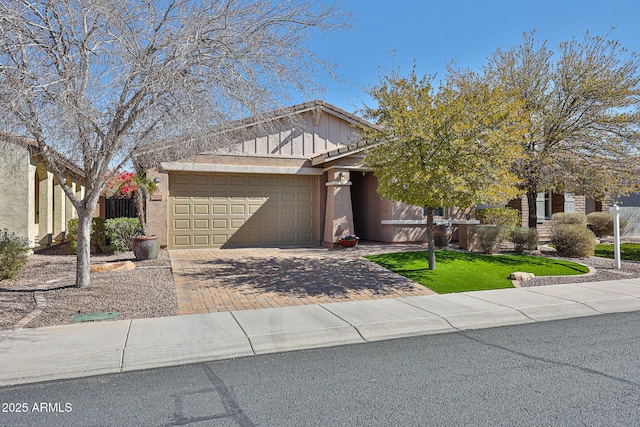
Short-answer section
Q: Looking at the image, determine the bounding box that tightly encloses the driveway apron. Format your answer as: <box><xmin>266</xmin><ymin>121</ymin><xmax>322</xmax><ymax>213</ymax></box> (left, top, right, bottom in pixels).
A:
<box><xmin>169</xmin><ymin>244</ymin><xmax>435</xmax><ymax>314</ymax></box>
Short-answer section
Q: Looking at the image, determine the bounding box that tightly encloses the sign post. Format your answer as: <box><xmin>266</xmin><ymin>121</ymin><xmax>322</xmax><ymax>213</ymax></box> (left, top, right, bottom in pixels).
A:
<box><xmin>611</xmin><ymin>204</ymin><xmax>621</xmax><ymax>270</ymax></box>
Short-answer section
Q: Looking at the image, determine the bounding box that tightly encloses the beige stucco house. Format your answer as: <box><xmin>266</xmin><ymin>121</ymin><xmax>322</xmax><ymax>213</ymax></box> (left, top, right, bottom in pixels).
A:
<box><xmin>146</xmin><ymin>100</ymin><xmax>473</xmax><ymax>250</ymax></box>
<box><xmin>0</xmin><ymin>133</ymin><xmax>84</xmax><ymax>248</ymax></box>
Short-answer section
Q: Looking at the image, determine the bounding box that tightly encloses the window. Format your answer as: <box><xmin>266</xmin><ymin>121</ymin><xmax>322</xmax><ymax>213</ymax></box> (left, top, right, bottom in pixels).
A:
<box><xmin>423</xmin><ymin>207</ymin><xmax>445</xmax><ymax>217</ymax></box>
<box><xmin>536</xmin><ymin>191</ymin><xmax>550</xmax><ymax>221</ymax></box>
<box><xmin>536</xmin><ymin>191</ymin><xmax>575</xmax><ymax>221</ymax></box>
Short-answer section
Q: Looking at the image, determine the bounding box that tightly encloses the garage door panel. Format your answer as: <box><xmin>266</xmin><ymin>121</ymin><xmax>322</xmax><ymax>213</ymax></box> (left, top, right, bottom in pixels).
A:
<box><xmin>213</xmin><ymin>234</ymin><xmax>228</xmax><ymax>244</ymax></box>
<box><xmin>265</xmin><ymin>218</ymin><xmax>278</xmax><ymax>228</ymax></box>
<box><xmin>173</xmin><ymin>235</ymin><xmax>190</xmax><ymax>247</ymax></box>
<box><xmin>230</xmin><ymin>205</ymin><xmax>245</xmax><ymax>215</ymax></box>
<box><xmin>281</xmin><ymin>205</ymin><xmax>296</xmax><ymax>215</ymax></box>
<box><xmin>193</xmin><ymin>219</ymin><xmax>209</xmax><ymax>229</ymax></box>
<box><xmin>193</xmin><ymin>204</ymin><xmax>209</xmax><ymax>215</ymax></box>
<box><xmin>230</xmin><ymin>218</ymin><xmax>245</xmax><ymax>229</ymax></box>
<box><xmin>230</xmin><ymin>176</ymin><xmax>245</xmax><ymax>186</ymax></box>
<box><xmin>212</xmin><ymin>205</ymin><xmax>227</xmax><ymax>215</ymax></box>
<box><xmin>193</xmin><ymin>235</ymin><xmax>210</xmax><ymax>246</ymax></box>
<box><xmin>282</xmin><ymin>218</ymin><xmax>296</xmax><ymax>228</ymax></box>
<box><xmin>193</xmin><ymin>175</ymin><xmax>209</xmax><ymax>186</ymax></box>
<box><xmin>212</xmin><ymin>219</ymin><xmax>228</xmax><ymax>229</ymax></box>
<box><xmin>174</xmin><ymin>204</ymin><xmax>190</xmax><ymax>215</ymax></box>
<box><xmin>169</xmin><ymin>173</ymin><xmax>316</xmax><ymax>249</ymax></box>
<box><xmin>264</xmin><ymin>205</ymin><xmax>279</xmax><ymax>215</ymax></box>
<box><xmin>173</xmin><ymin>219</ymin><xmax>190</xmax><ymax>230</ymax></box>
<box><xmin>265</xmin><ymin>177</ymin><xmax>279</xmax><ymax>186</ymax></box>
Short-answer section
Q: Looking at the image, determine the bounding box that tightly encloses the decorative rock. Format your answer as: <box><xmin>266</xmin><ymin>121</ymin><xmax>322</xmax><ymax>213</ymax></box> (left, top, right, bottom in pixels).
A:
<box><xmin>90</xmin><ymin>261</ymin><xmax>136</xmax><ymax>273</ymax></box>
<box><xmin>509</xmin><ymin>271</ymin><xmax>535</xmax><ymax>282</ymax></box>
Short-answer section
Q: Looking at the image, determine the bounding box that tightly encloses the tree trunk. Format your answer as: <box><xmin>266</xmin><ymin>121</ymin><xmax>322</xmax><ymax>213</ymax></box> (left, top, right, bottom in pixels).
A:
<box><xmin>526</xmin><ymin>188</ymin><xmax>538</xmax><ymax>229</ymax></box>
<box><xmin>134</xmin><ymin>188</ymin><xmax>147</xmax><ymax>236</ymax></box>
<box><xmin>426</xmin><ymin>207</ymin><xmax>436</xmax><ymax>270</ymax></box>
<box><xmin>75</xmin><ymin>210</ymin><xmax>92</xmax><ymax>287</ymax></box>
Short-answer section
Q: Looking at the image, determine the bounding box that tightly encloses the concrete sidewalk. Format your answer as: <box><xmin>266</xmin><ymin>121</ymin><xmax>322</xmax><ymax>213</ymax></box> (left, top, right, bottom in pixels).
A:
<box><xmin>2</xmin><ymin>278</ymin><xmax>640</xmax><ymax>387</ymax></box>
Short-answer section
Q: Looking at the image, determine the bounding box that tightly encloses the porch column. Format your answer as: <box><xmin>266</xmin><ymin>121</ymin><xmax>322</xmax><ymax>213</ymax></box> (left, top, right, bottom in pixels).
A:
<box><xmin>38</xmin><ymin>169</ymin><xmax>54</xmax><ymax>246</ymax></box>
<box><xmin>52</xmin><ymin>178</ymin><xmax>66</xmax><ymax>242</ymax></box>
<box><xmin>323</xmin><ymin>169</ymin><xmax>354</xmax><ymax>247</ymax></box>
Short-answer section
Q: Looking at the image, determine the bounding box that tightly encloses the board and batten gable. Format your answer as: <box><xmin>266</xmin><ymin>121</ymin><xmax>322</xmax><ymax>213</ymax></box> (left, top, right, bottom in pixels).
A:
<box><xmin>215</xmin><ymin>109</ymin><xmax>365</xmax><ymax>158</ymax></box>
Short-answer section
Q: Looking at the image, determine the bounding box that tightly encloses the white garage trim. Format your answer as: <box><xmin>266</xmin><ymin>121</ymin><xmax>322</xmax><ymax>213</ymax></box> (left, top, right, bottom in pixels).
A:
<box><xmin>161</xmin><ymin>162</ymin><xmax>323</xmax><ymax>176</ymax></box>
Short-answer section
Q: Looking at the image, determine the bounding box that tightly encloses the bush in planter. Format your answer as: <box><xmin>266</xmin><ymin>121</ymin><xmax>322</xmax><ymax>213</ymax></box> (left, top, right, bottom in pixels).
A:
<box><xmin>551</xmin><ymin>224</ymin><xmax>596</xmax><ymax>257</ymax></box>
<box><xmin>468</xmin><ymin>225</ymin><xmax>503</xmax><ymax>254</ymax></box>
<box><xmin>507</xmin><ymin>227</ymin><xmax>538</xmax><ymax>254</ymax></box>
<box><xmin>475</xmin><ymin>207</ymin><xmax>521</xmax><ymax>228</ymax></box>
<box><xmin>0</xmin><ymin>229</ymin><xmax>30</xmax><ymax>280</ymax></box>
<box><xmin>587</xmin><ymin>212</ymin><xmax>628</xmax><ymax>237</ymax></box>
<box><xmin>67</xmin><ymin>217</ymin><xmax>108</xmax><ymax>254</ymax></box>
<box><xmin>551</xmin><ymin>212</ymin><xmax>587</xmax><ymax>227</ymax></box>
<box><xmin>105</xmin><ymin>217</ymin><xmax>141</xmax><ymax>254</ymax></box>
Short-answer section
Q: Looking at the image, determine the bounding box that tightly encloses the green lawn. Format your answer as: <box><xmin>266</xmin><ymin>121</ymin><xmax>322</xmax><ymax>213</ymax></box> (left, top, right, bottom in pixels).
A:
<box><xmin>365</xmin><ymin>250</ymin><xmax>590</xmax><ymax>294</ymax></box>
<box><xmin>595</xmin><ymin>243</ymin><xmax>640</xmax><ymax>261</ymax></box>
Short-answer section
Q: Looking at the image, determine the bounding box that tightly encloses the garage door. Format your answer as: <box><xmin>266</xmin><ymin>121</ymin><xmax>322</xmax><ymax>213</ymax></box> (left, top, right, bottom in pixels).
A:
<box><xmin>168</xmin><ymin>173</ymin><xmax>317</xmax><ymax>249</ymax></box>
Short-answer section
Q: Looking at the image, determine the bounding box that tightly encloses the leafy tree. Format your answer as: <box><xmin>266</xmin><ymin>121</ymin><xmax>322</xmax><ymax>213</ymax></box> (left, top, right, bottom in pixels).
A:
<box><xmin>362</xmin><ymin>67</ymin><xmax>522</xmax><ymax>269</ymax></box>
<box><xmin>454</xmin><ymin>31</ymin><xmax>640</xmax><ymax>228</ymax></box>
<box><xmin>0</xmin><ymin>0</ymin><xmax>346</xmax><ymax>286</ymax></box>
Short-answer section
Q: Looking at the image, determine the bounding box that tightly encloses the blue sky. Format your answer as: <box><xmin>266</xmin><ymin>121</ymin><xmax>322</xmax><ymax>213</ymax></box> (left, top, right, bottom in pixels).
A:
<box><xmin>302</xmin><ymin>0</ymin><xmax>640</xmax><ymax>113</ymax></box>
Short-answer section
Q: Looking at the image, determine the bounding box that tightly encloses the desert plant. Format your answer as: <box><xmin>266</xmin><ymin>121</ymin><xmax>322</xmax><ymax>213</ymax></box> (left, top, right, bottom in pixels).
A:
<box><xmin>0</xmin><ymin>229</ymin><xmax>30</xmax><ymax>280</ymax></box>
<box><xmin>67</xmin><ymin>217</ymin><xmax>108</xmax><ymax>254</ymax></box>
<box><xmin>551</xmin><ymin>212</ymin><xmax>588</xmax><ymax>227</ymax></box>
<box><xmin>551</xmin><ymin>224</ymin><xmax>596</xmax><ymax>257</ymax></box>
<box><xmin>475</xmin><ymin>207</ymin><xmax>521</xmax><ymax>228</ymax></box>
<box><xmin>103</xmin><ymin>171</ymin><xmax>158</xmax><ymax>236</ymax></box>
<box><xmin>105</xmin><ymin>218</ymin><xmax>141</xmax><ymax>254</ymax></box>
<box><xmin>507</xmin><ymin>227</ymin><xmax>539</xmax><ymax>254</ymax></box>
<box><xmin>587</xmin><ymin>212</ymin><xmax>628</xmax><ymax>237</ymax></box>
<box><xmin>469</xmin><ymin>225</ymin><xmax>503</xmax><ymax>254</ymax></box>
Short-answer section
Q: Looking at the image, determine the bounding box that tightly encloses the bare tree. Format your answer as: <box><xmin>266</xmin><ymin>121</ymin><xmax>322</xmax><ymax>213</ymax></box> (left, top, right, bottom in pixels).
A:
<box><xmin>0</xmin><ymin>0</ymin><xmax>347</xmax><ymax>286</ymax></box>
<box><xmin>450</xmin><ymin>31</ymin><xmax>640</xmax><ymax>228</ymax></box>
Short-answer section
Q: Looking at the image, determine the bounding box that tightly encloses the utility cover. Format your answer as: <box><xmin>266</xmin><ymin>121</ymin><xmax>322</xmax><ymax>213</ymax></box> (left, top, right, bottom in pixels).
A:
<box><xmin>72</xmin><ymin>312</ymin><xmax>119</xmax><ymax>322</ymax></box>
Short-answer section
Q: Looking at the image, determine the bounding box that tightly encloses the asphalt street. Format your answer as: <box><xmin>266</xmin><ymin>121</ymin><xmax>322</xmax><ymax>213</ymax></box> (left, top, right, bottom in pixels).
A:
<box><xmin>2</xmin><ymin>311</ymin><xmax>640</xmax><ymax>426</ymax></box>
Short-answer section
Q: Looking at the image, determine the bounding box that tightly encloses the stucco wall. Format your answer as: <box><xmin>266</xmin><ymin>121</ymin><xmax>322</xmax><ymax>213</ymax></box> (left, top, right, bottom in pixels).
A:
<box><xmin>0</xmin><ymin>143</ymin><xmax>30</xmax><ymax>241</ymax></box>
<box><xmin>146</xmin><ymin>169</ymin><xmax>169</xmax><ymax>247</ymax></box>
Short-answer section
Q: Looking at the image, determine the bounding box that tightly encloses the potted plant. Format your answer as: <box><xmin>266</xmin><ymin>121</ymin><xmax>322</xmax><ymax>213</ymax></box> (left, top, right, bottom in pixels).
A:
<box><xmin>337</xmin><ymin>234</ymin><xmax>359</xmax><ymax>248</ymax></box>
<box><xmin>103</xmin><ymin>171</ymin><xmax>159</xmax><ymax>260</ymax></box>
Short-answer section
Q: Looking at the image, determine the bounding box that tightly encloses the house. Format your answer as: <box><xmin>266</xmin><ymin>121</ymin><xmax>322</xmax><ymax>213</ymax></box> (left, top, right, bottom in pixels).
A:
<box><xmin>0</xmin><ymin>132</ymin><xmax>85</xmax><ymax>248</ymax></box>
<box><xmin>146</xmin><ymin>100</ymin><xmax>474</xmax><ymax>250</ymax></box>
<box><xmin>507</xmin><ymin>192</ymin><xmax>609</xmax><ymax>240</ymax></box>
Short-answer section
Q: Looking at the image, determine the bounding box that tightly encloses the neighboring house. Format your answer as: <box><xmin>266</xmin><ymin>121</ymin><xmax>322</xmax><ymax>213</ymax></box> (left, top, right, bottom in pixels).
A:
<box><xmin>507</xmin><ymin>192</ymin><xmax>608</xmax><ymax>240</ymax></box>
<box><xmin>0</xmin><ymin>132</ymin><xmax>85</xmax><ymax>248</ymax></box>
<box><xmin>146</xmin><ymin>100</ymin><xmax>473</xmax><ymax>250</ymax></box>
<box><xmin>612</xmin><ymin>193</ymin><xmax>640</xmax><ymax>237</ymax></box>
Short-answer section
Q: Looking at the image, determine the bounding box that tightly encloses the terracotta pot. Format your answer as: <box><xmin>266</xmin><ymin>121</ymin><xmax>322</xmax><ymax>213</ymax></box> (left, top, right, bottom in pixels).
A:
<box><xmin>132</xmin><ymin>235</ymin><xmax>159</xmax><ymax>260</ymax></box>
<box><xmin>338</xmin><ymin>239</ymin><xmax>358</xmax><ymax>248</ymax></box>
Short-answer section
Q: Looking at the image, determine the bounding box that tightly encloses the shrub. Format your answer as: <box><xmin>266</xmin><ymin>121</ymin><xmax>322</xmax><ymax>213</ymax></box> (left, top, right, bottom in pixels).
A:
<box><xmin>551</xmin><ymin>212</ymin><xmax>587</xmax><ymax>227</ymax></box>
<box><xmin>0</xmin><ymin>229</ymin><xmax>30</xmax><ymax>280</ymax></box>
<box><xmin>475</xmin><ymin>207</ymin><xmax>521</xmax><ymax>228</ymax></box>
<box><xmin>105</xmin><ymin>217</ymin><xmax>141</xmax><ymax>253</ymax></box>
<box><xmin>587</xmin><ymin>212</ymin><xmax>628</xmax><ymax>237</ymax></box>
<box><xmin>551</xmin><ymin>224</ymin><xmax>596</xmax><ymax>257</ymax></box>
<box><xmin>507</xmin><ymin>227</ymin><xmax>539</xmax><ymax>254</ymax></box>
<box><xmin>67</xmin><ymin>217</ymin><xmax>109</xmax><ymax>254</ymax></box>
<box><xmin>469</xmin><ymin>225</ymin><xmax>503</xmax><ymax>254</ymax></box>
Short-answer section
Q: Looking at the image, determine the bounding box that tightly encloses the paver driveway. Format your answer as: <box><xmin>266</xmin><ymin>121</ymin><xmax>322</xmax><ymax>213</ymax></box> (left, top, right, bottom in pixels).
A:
<box><xmin>169</xmin><ymin>243</ymin><xmax>435</xmax><ymax>314</ymax></box>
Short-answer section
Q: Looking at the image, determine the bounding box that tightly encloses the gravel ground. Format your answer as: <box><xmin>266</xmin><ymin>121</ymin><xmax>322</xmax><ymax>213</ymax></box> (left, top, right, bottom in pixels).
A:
<box><xmin>1</xmin><ymin>242</ymin><xmax>639</xmax><ymax>331</ymax></box>
<box><xmin>521</xmin><ymin>248</ymin><xmax>640</xmax><ymax>286</ymax></box>
<box><xmin>0</xmin><ymin>241</ymin><xmax>177</xmax><ymax>330</ymax></box>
